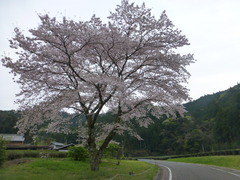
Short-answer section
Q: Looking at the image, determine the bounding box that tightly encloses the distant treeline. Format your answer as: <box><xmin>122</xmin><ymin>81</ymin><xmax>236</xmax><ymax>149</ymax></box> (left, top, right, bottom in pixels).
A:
<box><xmin>0</xmin><ymin>110</ymin><xmax>20</xmax><ymax>134</ymax></box>
<box><xmin>1</xmin><ymin>84</ymin><xmax>240</xmax><ymax>156</ymax></box>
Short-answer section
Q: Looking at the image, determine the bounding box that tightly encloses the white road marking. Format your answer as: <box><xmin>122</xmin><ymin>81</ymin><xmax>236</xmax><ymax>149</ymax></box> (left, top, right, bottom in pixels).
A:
<box><xmin>158</xmin><ymin>163</ymin><xmax>173</xmax><ymax>180</ymax></box>
<box><xmin>138</xmin><ymin>159</ymin><xmax>173</xmax><ymax>180</ymax></box>
<box><xmin>208</xmin><ymin>166</ymin><xmax>240</xmax><ymax>178</ymax></box>
<box><xmin>141</xmin><ymin>159</ymin><xmax>240</xmax><ymax>180</ymax></box>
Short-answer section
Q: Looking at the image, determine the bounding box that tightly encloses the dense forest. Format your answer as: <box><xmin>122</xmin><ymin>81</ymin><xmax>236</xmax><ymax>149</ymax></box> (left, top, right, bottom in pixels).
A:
<box><xmin>122</xmin><ymin>83</ymin><xmax>240</xmax><ymax>156</ymax></box>
<box><xmin>1</xmin><ymin>84</ymin><xmax>240</xmax><ymax>156</ymax></box>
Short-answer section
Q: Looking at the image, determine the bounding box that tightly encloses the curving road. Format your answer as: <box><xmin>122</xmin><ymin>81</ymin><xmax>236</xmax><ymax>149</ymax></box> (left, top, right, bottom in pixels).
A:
<box><xmin>139</xmin><ymin>159</ymin><xmax>240</xmax><ymax>180</ymax></box>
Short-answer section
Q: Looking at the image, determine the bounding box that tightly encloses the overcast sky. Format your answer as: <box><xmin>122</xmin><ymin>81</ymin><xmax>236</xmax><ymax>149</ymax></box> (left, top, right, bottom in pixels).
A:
<box><xmin>0</xmin><ymin>0</ymin><xmax>240</xmax><ymax>110</ymax></box>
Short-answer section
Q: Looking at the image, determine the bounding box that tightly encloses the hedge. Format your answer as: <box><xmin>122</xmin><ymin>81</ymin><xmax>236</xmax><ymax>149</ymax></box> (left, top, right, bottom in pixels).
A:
<box><xmin>6</xmin><ymin>150</ymin><xmax>68</xmax><ymax>160</ymax></box>
<box><xmin>136</xmin><ymin>149</ymin><xmax>240</xmax><ymax>160</ymax></box>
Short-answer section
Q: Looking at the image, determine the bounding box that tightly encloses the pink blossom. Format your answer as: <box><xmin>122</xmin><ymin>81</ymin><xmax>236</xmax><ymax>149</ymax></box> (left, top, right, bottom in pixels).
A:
<box><xmin>1</xmin><ymin>0</ymin><xmax>195</xmax><ymax>171</ymax></box>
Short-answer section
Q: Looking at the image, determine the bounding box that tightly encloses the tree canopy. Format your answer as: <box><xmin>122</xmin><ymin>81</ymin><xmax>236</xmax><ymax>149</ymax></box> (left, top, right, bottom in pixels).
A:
<box><xmin>1</xmin><ymin>0</ymin><xmax>194</xmax><ymax>170</ymax></box>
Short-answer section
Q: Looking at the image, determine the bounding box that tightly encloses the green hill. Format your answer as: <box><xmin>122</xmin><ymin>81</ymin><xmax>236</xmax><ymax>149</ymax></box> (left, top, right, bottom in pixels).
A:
<box><xmin>122</xmin><ymin>83</ymin><xmax>240</xmax><ymax>156</ymax></box>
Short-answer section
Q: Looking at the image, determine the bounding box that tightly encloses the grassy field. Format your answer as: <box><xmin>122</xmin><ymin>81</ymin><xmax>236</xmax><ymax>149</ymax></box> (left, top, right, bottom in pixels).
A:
<box><xmin>0</xmin><ymin>158</ymin><xmax>158</xmax><ymax>180</ymax></box>
<box><xmin>168</xmin><ymin>155</ymin><xmax>240</xmax><ymax>170</ymax></box>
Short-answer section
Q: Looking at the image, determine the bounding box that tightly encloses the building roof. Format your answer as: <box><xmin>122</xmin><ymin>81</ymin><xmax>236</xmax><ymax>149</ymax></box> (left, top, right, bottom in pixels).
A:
<box><xmin>50</xmin><ymin>142</ymin><xmax>65</xmax><ymax>146</ymax></box>
<box><xmin>56</xmin><ymin>143</ymin><xmax>75</xmax><ymax>150</ymax></box>
<box><xmin>0</xmin><ymin>134</ymin><xmax>25</xmax><ymax>142</ymax></box>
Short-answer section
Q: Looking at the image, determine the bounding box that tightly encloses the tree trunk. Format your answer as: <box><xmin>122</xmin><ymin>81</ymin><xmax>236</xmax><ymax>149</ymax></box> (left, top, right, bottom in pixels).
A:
<box><xmin>88</xmin><ymin>128</ymin><xmax>117</xmax><ymax>171</ymax></box>
<box><xmin>88</xmin><ymin>128</ymin><xmax>101</xmax><ymax>171</ymax></box>
<box><xmin>90</xmin><ymin>153</ymin><xmax>102</xmax><ymax>171</ymax></box>
<box><xmin>87</xmin><ymin>115</ymin><xmax>119</xmax><ymax>171</ymax></box>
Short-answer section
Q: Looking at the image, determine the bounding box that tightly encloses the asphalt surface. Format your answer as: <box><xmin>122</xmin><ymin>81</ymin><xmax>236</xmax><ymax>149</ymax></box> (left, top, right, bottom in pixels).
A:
<box><xmin>139</xmin><ymin>159</ymin><xmax>240</xmax><ymax>180</ymax></box>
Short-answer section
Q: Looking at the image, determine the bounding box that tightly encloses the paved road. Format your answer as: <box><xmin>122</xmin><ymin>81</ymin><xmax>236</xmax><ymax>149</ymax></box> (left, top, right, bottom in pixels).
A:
<box><xmin>139</xmin><ymin>159</ymin><xmax>240</xmax><ymax>180</ymax></box>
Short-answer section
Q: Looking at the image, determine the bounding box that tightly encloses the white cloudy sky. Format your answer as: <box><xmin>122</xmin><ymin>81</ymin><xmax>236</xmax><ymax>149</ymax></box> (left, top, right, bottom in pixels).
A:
<box><xmin>0</xmin><ymin>0</ymin><xmax>240</xmax><ymax>110</ymax></box>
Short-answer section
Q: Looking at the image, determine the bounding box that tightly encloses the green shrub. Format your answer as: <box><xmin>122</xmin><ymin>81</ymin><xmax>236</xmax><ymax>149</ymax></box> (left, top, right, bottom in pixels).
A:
<box><xmin>0</xmin><ymin>138</ymin><xmax>6</xmax><ymax>167</ymax></box>
<box><xmin>68</xmin><ymin>146</ymin><xmax>89</xmax><ymax>161</ymax></box>
<box><xmin>104</xmin><ymin>143</ymin><xmax>121</xmax><ymax>158</ymax></box>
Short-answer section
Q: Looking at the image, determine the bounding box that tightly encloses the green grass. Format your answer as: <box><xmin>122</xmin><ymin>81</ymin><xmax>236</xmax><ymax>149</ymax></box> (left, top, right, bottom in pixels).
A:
<box><xmin>168</xmin><ymin>155</ymin><xmax>240</xmax><ymax>170</ymax></box>
<box><xmin>0</xmin><ymin>158</ymin><xmax>158</xmax><ymax>180</ymax></box>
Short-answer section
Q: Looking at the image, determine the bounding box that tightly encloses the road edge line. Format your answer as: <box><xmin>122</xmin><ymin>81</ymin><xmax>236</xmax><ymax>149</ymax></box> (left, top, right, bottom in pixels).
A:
<box><xmin>208</xmin><ymin>166</ymin><xmax>240</xmax><ymax>178</ymax></box>
<box><xmin>158</xmin><ymin>164</ymin><xmax>172</xmax><ymax>180</ymax></box>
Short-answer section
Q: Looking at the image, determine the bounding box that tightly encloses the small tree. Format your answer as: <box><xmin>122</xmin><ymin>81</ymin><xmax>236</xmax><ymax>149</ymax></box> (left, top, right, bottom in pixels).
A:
<box><xmin>1</xmin><ymin>0</ymin><xmax>194</xmax><ymax>171</ymax></box>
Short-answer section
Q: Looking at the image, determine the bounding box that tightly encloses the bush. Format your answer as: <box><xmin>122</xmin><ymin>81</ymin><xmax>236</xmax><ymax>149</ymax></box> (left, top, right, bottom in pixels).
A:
<box><xmin>0</xmin><ymin>138</ymin><xmax>6</xmax><ymax>167</ymax></box>
<box><xmin>68</xmin><ymin>146</ymin><xmax>89</xmax><ymax>161</ymax></box>
<box><xmin>104</xmin><ymin>143</ymin><xmax>121</xmax><ymax>158</ymax></box>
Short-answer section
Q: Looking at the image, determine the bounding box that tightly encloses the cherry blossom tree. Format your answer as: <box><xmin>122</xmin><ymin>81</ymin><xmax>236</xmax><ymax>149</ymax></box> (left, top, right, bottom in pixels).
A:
<box><xmin>1</xmin><ymin>0</ymin><xmax>194</xmax><ymax>171</ymax></box>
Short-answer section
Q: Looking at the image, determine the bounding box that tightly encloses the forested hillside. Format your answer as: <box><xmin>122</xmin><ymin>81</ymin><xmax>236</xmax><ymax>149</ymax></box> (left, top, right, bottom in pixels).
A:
<box><xmin>1</xmin><ymin>84</ymin><xmax>240</xmax><ymax>156</ymax></box>
<box><xmin>0</xmin><ymin>110</ymin><xmax>20</xmax><ymax>134</ymax></box>
<box><xmin>116</xmin><ymin>83</ymin><xmax>240</xmax><ymax>156</ymax></box>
